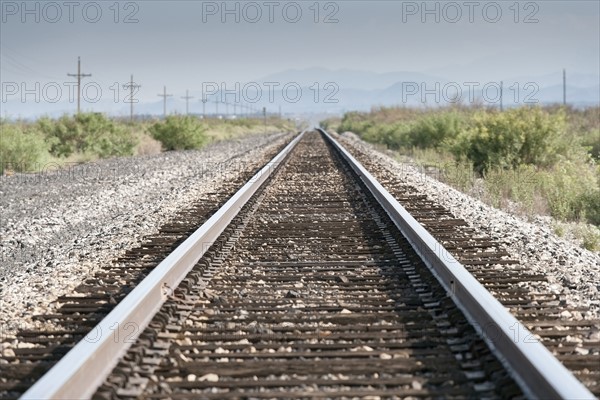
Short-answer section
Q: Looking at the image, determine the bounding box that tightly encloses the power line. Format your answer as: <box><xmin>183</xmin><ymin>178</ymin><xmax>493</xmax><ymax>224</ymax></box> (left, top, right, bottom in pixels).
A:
<box><xmin>1</xmin><ymin>54</ymin><xmax>40</xmax><ymax>75</ymax></box>
<box><xmin>157</xmin><ymin>85</ymin><xmax>172</xmax><ymax>118</ymax></box>
<box><xmin>67</xmin><ymin>56</ymin><xmax>92</xmax><ymax>114</ymax></box>
<box><xmin>1</xmin><ymin>41</ymin><xmax>45</xmax><ymax>65</ymax></box>
<box><xmin>123</xmin><ymin>74</ymin><xmax>141</xmax><ymax>123</ymax></box>
<box><xmin>1</xmin><ymin>43</ymin><xmax>62</xmax><ymax>80</ymax></box>
<box><xmin>0</xmin><ymin>63</ymin><xmax>31</xmax><ymax>77</ymax></box>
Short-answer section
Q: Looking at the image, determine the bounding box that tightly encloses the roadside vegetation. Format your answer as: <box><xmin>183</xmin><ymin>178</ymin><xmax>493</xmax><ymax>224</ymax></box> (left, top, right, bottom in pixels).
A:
<box><xmin>322</xmin><ymin>105</ymin><xmax>600</xmax><ymax>250</ymax></box>
<box><xmin>1</xmin><ymin>113</ymin><xmax>293</xmax><ymax>174</ymax></box>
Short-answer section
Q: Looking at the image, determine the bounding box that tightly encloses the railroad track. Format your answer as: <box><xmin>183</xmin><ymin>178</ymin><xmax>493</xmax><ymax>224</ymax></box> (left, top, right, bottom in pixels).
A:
<box><xmin>1</xmin><ymin>130</ymin><xmax>597</xmax><ymax>399</ymax></box>
<box><xmin>0</xmin><ymin>137</ymin><xmax>292</xmax><ymax>398</ymax></box>
<box><xmin>337</xmin><ymin>134</ymin><xmax>600</xmax><ymax>395</ymax></box>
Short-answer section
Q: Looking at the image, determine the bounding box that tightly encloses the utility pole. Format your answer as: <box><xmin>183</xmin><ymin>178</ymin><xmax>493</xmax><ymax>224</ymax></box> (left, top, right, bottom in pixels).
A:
<box><xmin>200</xmin><ymin>97</ymin><xmax>208</xmax><ymax>118</ymax></box>
<box><xmin>157</xmin><ymin>86</ymin><xmax>172</xmax><ymax>118</ymax></box>
<box><xmin>213</xmin><ymin>98</ymin><xmax>219</xmax><ymax>116</ymax></box>
<box><xmin>123</xmin><ymin>74</ymin><xmax>141</xmax><ymax>123</ymax></box>
<box><xmin>563</xmin><ymin>68</ymin><xmax>567</xmax><ymax>106</ymax></box>
<box><xmin>67</xmin><ymin>56</ymin><xmax>92</xmax><ymax>114</ymax></box>
<box><xmin>225</xmin><ymin>101</ymin><xmax>229</xmax><ymax>117</ymax></box>
<box><xmin>181</xmin><ymin>90</ymin><xmax>194</xmax><ymax>115</ymax></box>
<box><xmin>263</xmin><ymin>106</ymin><xmax>267</xmax><ymax>133</ymax></box>
<box><xmin>233</xmin><ymin>102</ymin><xmax>237</xmax><ymax>117</ymax></box>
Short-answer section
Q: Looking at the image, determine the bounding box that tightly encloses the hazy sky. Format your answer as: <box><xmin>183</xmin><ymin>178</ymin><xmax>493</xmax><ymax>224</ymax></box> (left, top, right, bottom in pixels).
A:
<box><xmin>1</xmin><ymin>0</ymin><xmax>599</xmax><ymax>106</ymax></box>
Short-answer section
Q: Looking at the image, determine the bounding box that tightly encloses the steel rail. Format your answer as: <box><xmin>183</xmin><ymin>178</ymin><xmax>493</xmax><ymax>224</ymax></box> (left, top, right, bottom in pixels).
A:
<box><xmin>21</xmin><ymin>131</ymin><xmax>306</xmax><ymax>400</ymax></box>
<box><xmin>318</xmin><ymin>128</ymin><xmax>594</xmax><ymax>400</ymax></box>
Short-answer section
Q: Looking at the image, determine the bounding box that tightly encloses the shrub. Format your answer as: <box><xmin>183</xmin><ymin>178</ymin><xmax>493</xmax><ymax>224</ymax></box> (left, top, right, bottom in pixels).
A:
<box><xmin>0</xmin><ymin>124</ymin><xmax>51</xmax><ymax>174</ymax></box>
<box><xmin>135</xmin><ymin>133</ymin><xmax>163</xmax><ymax>156</ymax></box>
<box><xmin>320</xmin><ymin>118</ymin><xmax>340</xmax><ymax>131</ymax></box>
<box><xmin>579</xmin><ymin>224</ymin><xmax>600</xmax><ymax>251</ymax></box>
<box><xmin>405</xmin><ymin>112</ymin><xmax>466</xmax><ymax>149</ymax></box>
<box><xmin>339</xmin><ymin>112</ymin><xmax>375</xmax><ymax>138</ymax></box>
<box><xmin>440</xmin><ymin>159</ymin><xmax>476</xmax><ymax>192</ymax></box>
<box><xmin>331</xmin><ymin>106</ymin><xmax>600</xmax><ymax>228</ymax></box>
<box><xmin>579</xmin><ymin>128</ymin><xmax>600</xmax><ymax>160</ymax></box>
<box><xmin>449</xmin><ymin>107</ymin><xmax>566</xmax><ymax>173</ymax></box>
<box><xmin>148</xmin><ymin>115</ymin><xmax>208</xmax><ymax>150</ymax></box>
<box><xmin>38</xmin><ymin>113</ymin><xmax>137</xmax><ymax>158</ymax></box>
<box><xmin>339</xmin><ymin>110</ymin><xmax>466</xmax><ymax>152</ymax></box>
<box><xmin>375</xmin><ymin>123</ymin><xmax>411</xmax><ymax>149</ymax></box>
<box><xmin>537</xmin><ymin>159</ymin><xmax>599</xmax><ymax>223</ymax></box>
<box><xmin>562</xmin><ymin>106</ymin><xmax>600</xmax><ymax>160</ymax></box>
<box><xmin>580</xmin><ymin>189</ymin><xmax>600</xmax><ymax>226</ymax></box>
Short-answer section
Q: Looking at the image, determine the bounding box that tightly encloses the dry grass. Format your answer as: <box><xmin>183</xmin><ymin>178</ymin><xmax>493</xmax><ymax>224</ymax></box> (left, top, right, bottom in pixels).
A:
<box><xmin>135</xmin><ymin>133</ymin><xmax>163</xmax><ymax>156</ymax></box>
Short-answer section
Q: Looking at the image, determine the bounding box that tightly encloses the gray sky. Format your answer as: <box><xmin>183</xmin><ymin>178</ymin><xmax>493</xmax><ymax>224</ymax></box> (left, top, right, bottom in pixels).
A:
<box><xmin>1</xmin><ymin>0</ymin><xmax>599</xmax><ymax>109</ymax></box>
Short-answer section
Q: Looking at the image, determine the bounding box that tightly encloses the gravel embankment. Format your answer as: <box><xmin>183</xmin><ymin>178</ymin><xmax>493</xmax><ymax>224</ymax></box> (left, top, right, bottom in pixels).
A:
<box><xmin>0</xmin><ymin>132</ymin><xmax>291</xmax><ymax>336</ymax></box>
<box><xmin>337</xmin><ymin>131</ymin><xmax>600</xmax><ymax>319</ymax></box>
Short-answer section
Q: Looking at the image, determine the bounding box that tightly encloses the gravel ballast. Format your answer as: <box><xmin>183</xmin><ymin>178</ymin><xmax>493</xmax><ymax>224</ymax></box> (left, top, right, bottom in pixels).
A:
<box><xmin>337</xmin><ymin>131</ymin><xmax>600</xmax><ymax>319</ymax></box>
<box><xmin>0</xmin><ymin>132</ymin><xmax>291</xmax><ymax>336</ymax></box>
<box><xmin>2</xmin><ymin>129</ymin><xmax>598</xmax><ymax>338</ymax></box>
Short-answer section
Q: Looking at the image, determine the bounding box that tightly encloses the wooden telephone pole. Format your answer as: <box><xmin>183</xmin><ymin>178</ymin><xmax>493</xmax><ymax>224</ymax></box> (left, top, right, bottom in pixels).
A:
<box><xmin>123</xmin><ymin>75</ymin><xmax>141</xmax><ymax>123</ymax></box>
<box><xmin>67</xmin><ymin>56</ymin><xmax>92</xmax><ymax>114</ymax></box>
<box><xmin>181</xmin><ymin>90</ymin><xmax>194</xmax><ymax>115</ymax></box>
<box><xmin>200</xmin><ymin>97</ymin><xmax>208</xmax><ymax>118</ymax></box>
<box><xmin>157</xmin><ymin>86</ymin><xmax>172</xmax><ymax>118</ymax></box>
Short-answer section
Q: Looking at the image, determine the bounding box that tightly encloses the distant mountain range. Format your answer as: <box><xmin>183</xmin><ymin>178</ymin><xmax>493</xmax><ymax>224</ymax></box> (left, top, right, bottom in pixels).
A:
<box><xmin>255</xmin><ymin>68</ymin><xmax>447</xmax><ymax>91</ymax></box>
<box><xmin>3</xmin><ymin>68</ymin><xmax>598</xmax><ymax>119</ymax></box>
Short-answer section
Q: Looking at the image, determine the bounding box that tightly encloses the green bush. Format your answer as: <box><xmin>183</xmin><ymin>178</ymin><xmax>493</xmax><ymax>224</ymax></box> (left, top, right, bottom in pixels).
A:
<box><xmin>483</xmin><ymin>164</ymin><xmax>539</xmax><ymax>212</ymax></box>
<box><xmin>562</xmin><ymin>106</ymin><xmax>600</xmax><ymax>160</ymax></box>
<box><xmin>579</xmin><ymin>224</ymin><xmax>600</xmax><ymax>251</ymax></box>
<box><xmin>226</xmin><ymin>118</ymin><xmax>255</xmax><ymax>129</ymax></box>
<box><xmin>0</xmin><ymin>124</ymin><xmax>51</xmax><ymax>174</ymax></box>
<box><xmin>579</xmin><ymin>128</ymin><xmax>600</xmax><ymax>160</ymax></box>
<box><xmin>405</xmin><ymin>112</ymin><xmax>465</xmax><ymax>149</ymax></box>
<box><xmin>38</xmin><ymin>113</ymin><xmax>136</xmax><ymax>158</ymax></box>
<box><xmin>331</xmin><ymin>106</ymin><xmax>600</xmax><ymax>228</ymax></box>
<box><xmin>339</xmin><ymin>110</ymin><xmax>466</xmax><ymax>151</ymax></box>
<box><xmin>534</xmin><ymin>159</ymin><xmax>598</xmax><ymax>223</ymax></box>
<box><xmin>580</xmin><ymin>189</ymin><xmax>600</xmax><ymax>226</ymax></box>
<box><xmin>449</xmin><ymin>107</ymin><xmax>566</xmax><ymax>173</ymax></box>
<box><xmin>481</xmin><ymin>159</ymin><xmax>599</xmax><ymax>225</ymax></box>
<box><xmin>372</xmin><ymin>123</ymin><xmax>411</xmax><ymax>149</ymax></box>
<box><xmin>148</xmin><ymin>115</ymin><xmax>208</xmax><ymax>150</ymax></box>
<box><xmin>320</xmin><ymin>118</ymin><xmax>339</xmax><ymax>131</ymax></box>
